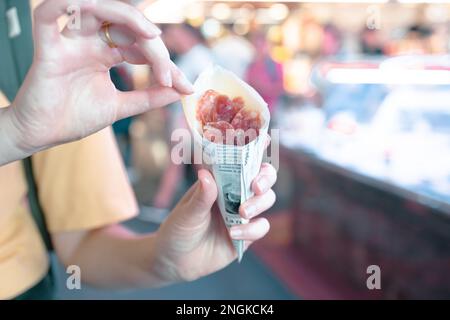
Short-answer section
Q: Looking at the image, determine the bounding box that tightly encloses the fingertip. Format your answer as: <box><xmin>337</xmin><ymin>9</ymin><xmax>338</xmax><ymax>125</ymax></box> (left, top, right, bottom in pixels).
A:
<box><xmin>239</xmin><ymin>203</ymin><xmax>256</xmax><ymax>219</ymax></box>
<box><xmin>264</xmin><ymin>134</ymin><xmax>271</xmax><ymax>149</ymax></box>
<box><xmin>196</xmin><ymin>172</ymin><xmax>218</xmax><ymax>208</ymax></box>
<box><xmin>251</xmin><ymin>180</ymin><xmax>260</xmax><ymax>195</ymax></box>
<box><xmin>198</xmin><ymin>169</ymin><xmax>216</xmax><ymax>195</ymax></box>
<box><xmin>140</xmin><ymin>20</ymin><xmax>161</xmax><ymax>39</ymax></box>
<box><xmin>239</xmin><ymin>205</ymin><xmax>246</xmax><ymax>219</ymax></box>
<box><xmin>175</xmin><ymin>85</ymin><xmax>194</xmax><ymax>96</ymax></box>
<box><xmin>261</xmin><ymin>217</ymin><xmax>271</xmax><ymax>231</ymax></box>
<box><xmin>229</xmin><ymin>227</ymin><xmax>243</xmax><ymax>239</ymax></box>
<box><xmin>252</xmin><ymin>176</ymin><xmax>269</xmax><ymax>195</ymax></box>
<box><xmin>261</xmin><ymin>162</ymin><xmax>271</xmax><ymax>169</ymax></box>
<box><xmin>178</xmin><ymin>84</ymin><xmax>194</xmax><ymax>95</ymax></box>
<box><xmin>252</xmin><ymin>163</ymin><xmax>277</xmax><ymax>195</ymax></box>
<box><xmin>146</xmin><ymin>28</ymin><xmax>162</xmax><ymax>39</ymax></box>
<box><xmin>230</xmin><ymin>218</ymin><xmax>271</xmax><ymax>240</ymax></box>
<box><xmin>257</xmin><ymin>217</ymin><xmax>271</xmax><ymax>238</ymax></box>
<box><xmin>171</xmin><ymin>65</ymin><xmax>194</xmax><ymax>94</ymax></box>
<box><xmin>142</xmin><ymin>32</ymin><xmax>158</xmax><ymax>40</ymax></box>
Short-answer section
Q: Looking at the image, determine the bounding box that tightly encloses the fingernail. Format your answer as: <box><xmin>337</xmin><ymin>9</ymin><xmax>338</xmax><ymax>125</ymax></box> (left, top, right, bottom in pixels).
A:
<box><xmin>201</xmin><ymin>175</ymin><xmax>212</xmax><ymax>188</ymax></box>
<box><xmin>162</xmin><ymin>70</ymin><xmax>172</xmax><ymax>87</ymax></box>
<box><xmin>152</xmin><ymin>25</ymin><xmax>162</xmax><ymax>35</ymax></box>
<box><xmin>180</xmin><ymin>74</ymin><xmax>194</xmax><ymax>94</ymax></box>
<box><xmin>198</xmin><ymin>170</ymin><xmax>212</xmax><ymax>186</ymax></box>
<box><xmin>256</xmin><ymin>177</ymin><xmax>269</xmax><ymax>193</ymax></box>
<box><xmin>230</xmin><ymin>227</ymin><xmax>243</xmax><ymax>239</ymax></box>
<box><xmin>244</xmin><ymin>205</ymin><xmax>256</xmax><ymax>219</ymax></box>
<box><xmin>147</xmin><ymin>24</ymin><xmax>162</xmax><ymax>37</ymax></box>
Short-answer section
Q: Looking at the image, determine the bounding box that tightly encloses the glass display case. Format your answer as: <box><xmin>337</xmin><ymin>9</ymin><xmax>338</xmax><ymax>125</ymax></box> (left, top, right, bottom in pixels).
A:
<box><xmin>278</xmin><ymin>55</ymin><xmax>450</xmax><ymax>299</ymax></box>
<box><xmin>280</xmin><ymin>55</ymin><xmax>450</xmax><ymax>213</ymax></box>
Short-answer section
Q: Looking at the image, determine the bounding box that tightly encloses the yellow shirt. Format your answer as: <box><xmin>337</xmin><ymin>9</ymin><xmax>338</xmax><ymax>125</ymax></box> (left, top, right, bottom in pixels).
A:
<box><xmin>0</xmin><ymin>92</ymin><xmax>139</xmax><ymax>299</ymax></box>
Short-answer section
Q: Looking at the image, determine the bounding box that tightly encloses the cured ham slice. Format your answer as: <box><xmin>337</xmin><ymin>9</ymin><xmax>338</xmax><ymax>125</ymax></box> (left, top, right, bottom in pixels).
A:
<box><xmin>197</xmin><ymin>89</ymin><xmax>261</xmax><ymax>145</ymax></box>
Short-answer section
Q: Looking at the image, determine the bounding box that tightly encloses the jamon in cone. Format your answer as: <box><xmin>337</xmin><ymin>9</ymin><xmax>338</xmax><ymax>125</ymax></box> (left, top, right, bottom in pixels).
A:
<box><xmin>182</xmin><ymin>66</ymin><xmax>269</xmax><ymax>144</ymax></box>
<box><xmin>197</xmin><ymin>89</ymin><xmax>262</xmax><ymax>145</ymax></box>
<box><xmin>181</xmin><ymin>66</ymin><xmax>270</xmax><ymax>263</ymax></box>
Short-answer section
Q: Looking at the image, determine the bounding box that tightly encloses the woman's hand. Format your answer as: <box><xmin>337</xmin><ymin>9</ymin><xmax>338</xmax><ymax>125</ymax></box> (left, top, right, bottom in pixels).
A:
<box><xmin>152</xmin><ymin>163</ymin><xmax>277</xmax><ymax>284</ymax></box>
<box><xmin>6</xmin><ymin>0</ymin><xmax>192</xmax><ymax>161</ymax></box>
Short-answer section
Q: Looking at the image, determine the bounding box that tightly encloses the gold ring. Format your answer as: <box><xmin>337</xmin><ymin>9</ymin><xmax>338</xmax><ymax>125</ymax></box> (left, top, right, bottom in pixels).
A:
<box><xmin>101</xmin><ymin>21</ymin><xmax>117</xmax><ymax>49</ymax></box>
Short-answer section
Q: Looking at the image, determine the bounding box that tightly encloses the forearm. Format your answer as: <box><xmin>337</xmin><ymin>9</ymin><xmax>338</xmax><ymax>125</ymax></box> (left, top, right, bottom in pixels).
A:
<box><xmin>54</xmin><ymin>225</ymin><xmax>174</xmax><ymax>290</ymax></box>
<box><xmin>0</xmin><ymin>106</ymin><xmax>30</xmax><ymax>165</ymax></box>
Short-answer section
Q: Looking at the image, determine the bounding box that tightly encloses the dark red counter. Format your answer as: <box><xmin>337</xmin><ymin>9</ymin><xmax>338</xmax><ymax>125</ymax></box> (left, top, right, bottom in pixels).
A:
<box><xmin>280</xmin><ymin>144</ymin><xmax>450</xmax><ymax>299</ymax></box>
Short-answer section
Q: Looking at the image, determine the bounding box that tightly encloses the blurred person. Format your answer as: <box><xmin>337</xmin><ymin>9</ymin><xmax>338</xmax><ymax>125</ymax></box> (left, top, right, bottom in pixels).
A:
<box><xmin>245</xmin><ymin>33</ymin><xmax>284</xmax><ymax>115</ymax></box>
<box><xmin>298</xmin><ymin>16</ymin><xmax>325</xmax><ymax>58</ymax></box>
<box><xmin>406</xmin><ymin>24</ymin><xmax>433</xmax><ymax>54</ymax></box>
<box><xmin>389</xmin><ymin>24</ymin><xmax>434</xmax><ymax>55</ymax></box>
<box><xmin>429</xmin><ymin>24</ymin><xmax>450</xmax><ymax>54</ymax></box>
<box><xmin>0</xmin><ymin>0</ymin><xmax>277</xmax><ymax>299</ymax></box>
<box><xmin>146</xmin><ymin>23</ymin><xmax>217</xmax><ymax>215</ymax></box>
<box><xmin>321</xmin><ymin>24</ymin><xmax>342</xmax><ymax>57</ymax></box>
<box><xmin>211</xmin><ymin>25</ymin><xmax>255</xmax><ymax>79</ymax></box>
<box><xmin>360</xmin><ymin>28</ymin><xmax>384</xmax><ymax>56</ymax></box>
<box><xmin>162</xmin><ymin>23</ymin><xmax>216</xmax><ymax>82</ymax></box>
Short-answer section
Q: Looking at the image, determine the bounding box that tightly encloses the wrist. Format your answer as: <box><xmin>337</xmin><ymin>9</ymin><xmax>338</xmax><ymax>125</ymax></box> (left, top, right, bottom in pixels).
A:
<box><xmin>0</xmin><ymin>106</ymin><xmax>32</xmax><ymax>164</ymax></box>
<box><xmin>139</xmin><ymin>232</ymin><xmax>179</xmax><ymax>288</ymax></box>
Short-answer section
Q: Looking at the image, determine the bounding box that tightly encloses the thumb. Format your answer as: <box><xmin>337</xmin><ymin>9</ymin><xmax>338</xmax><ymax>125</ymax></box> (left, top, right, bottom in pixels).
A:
<box><xmin>115</xmin><ymin>86</ymin><xmax>181</xmax><ymax>121</ymax></box>
<box><xmin>182</xmin><ymin>169</ymin><xmax>218</xmax><ymax>226</ymax></box>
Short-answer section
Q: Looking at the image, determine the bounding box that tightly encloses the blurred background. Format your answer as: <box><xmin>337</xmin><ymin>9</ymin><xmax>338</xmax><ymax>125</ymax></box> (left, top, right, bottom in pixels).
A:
<box><xmin>56</xmin><ymin>0</ymin><xmax>450</xmax><ymax>299</ymax></box>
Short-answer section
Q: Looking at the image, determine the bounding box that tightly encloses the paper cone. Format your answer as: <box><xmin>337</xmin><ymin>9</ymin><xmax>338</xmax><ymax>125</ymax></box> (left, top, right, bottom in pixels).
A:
<box><xmin>182</xmin><ymin>66</ymin><xmax>270</xmax><ymax>262</ymax></box>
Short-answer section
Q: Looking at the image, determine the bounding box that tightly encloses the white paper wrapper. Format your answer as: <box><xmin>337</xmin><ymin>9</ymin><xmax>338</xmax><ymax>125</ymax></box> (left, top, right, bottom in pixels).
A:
<box><xmin>182</xmin><ymin>66</ymin><xmax>270</xmax><ymax>262</ymax></box>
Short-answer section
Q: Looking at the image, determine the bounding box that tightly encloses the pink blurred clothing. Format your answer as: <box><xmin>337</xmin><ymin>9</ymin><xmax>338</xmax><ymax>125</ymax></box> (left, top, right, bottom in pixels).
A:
<box><xmin>246</xmin><ymin>57</ymin><xmax>284</xmax><ymax>114</ymax></box>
